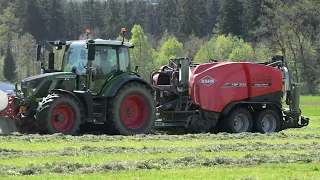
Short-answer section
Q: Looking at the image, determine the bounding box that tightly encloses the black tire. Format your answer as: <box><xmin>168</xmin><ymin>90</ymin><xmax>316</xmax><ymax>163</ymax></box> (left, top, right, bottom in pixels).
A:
<box><xmin>224</xmin><ymin>107</ymin><xmax>253</xmax><ymax>133</ymax></box>
<box><xmin>254</xmin><ymin>109</ymin><xmax>280</xmax><ymax>133</ymax></box>
<box><xmin>107</xmin><ymin>82</ymin><xmax>156</xmax><ymax>135</ymax></box>
<box><xmin>36</xmin><ymin>93</ymin><xmax>82</xmax><ymax>135</ymax></box>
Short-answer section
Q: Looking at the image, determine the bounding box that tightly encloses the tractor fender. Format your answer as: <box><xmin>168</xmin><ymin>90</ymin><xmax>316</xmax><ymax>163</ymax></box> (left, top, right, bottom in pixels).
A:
<box><xmin>105</xmin><ymin>75</ymin><xmax>155</xmax><ymax>97</ymax></box>
<box><xmin>221</xmin><ymin>101</ymin><xmax>282</xmax><ymax>116</ymax></box>
<box><xmin>50</xmin><ymin>89</ymin><xmax>86</xmax><ymax>122</ymax></box>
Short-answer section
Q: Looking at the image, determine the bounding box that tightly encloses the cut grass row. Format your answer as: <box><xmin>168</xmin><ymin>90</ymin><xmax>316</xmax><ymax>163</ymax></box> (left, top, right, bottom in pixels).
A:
<box><xmin>1</xmin><ymin>138</ymin><xmax>320</xmax><ymax>151</ymax></box>
<box><xmin>1</xmin><ymin>141</ymin><xmax>320</xmax><ymax>157</ymax></box>
<box><xmin>0</xmin><ymin>152</ymin><xmax>320</xmax><ymax>176</ymax></box>
<box><xmin>5</xmin><ymin>163</ymin><xmax>317</xmax><ymax>180</ymax></box>
<box><xmin>1</xmin><ymin>149</ymin><xmax>319</xmax><ymax>167</ymax></box>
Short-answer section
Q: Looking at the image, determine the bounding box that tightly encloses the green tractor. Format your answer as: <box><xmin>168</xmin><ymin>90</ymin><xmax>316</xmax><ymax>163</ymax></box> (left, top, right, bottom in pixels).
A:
<box><xmin>2</xmin><ymin>28</ymin><xmax>156</xmax><ymax>135</ymax></box>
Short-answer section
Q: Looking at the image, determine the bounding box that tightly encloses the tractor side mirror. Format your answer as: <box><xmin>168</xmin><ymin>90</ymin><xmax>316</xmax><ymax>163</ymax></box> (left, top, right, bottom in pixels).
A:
<box><xmin>86</xmin><ymin>40</ymin><xmax>96</xmax><ymax>61</ymax></box>
<box><xmin>36</xmin><ymin>44</ymin><xmax>42</xmax><ymax>61</ymax></box>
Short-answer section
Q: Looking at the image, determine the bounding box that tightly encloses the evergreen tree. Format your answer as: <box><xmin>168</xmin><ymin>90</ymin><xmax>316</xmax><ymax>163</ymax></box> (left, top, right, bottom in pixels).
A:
<box><xmin>158</xmin><ymin>0</ymin><xmax>179</xmax><ymax>35</ymax></box>
<box><xmin>15</xmin><ymin>0</ymin><xmax>48</xmax><ymax>42</ymax></box>
<box><xmin>105</xmin><ymin>0</ymin><xmax>122</xmax><ymax>38</ymax></box>
<box><xmin>64</xmin><ymin>1</ymin><xmax>82</xmax><ymax>40</ymax></box>
<box><xmin>3</xmin><ymin>47</ymin><xmax>16</xmax><ymax>82</ymax></box>
<box><xmin>216</xmin><ymin>0</ymin><xmax>245</xmax><ymax>36</ymax></box>
<box><xmin>37</xmin><ymin>0</ymin><xmax>66</xmax><ymax>40</ymax></box>
<box><xmin>0</xmin><ymin>4</ymin><xmax>20</xmax><ymax>50</ymax></box>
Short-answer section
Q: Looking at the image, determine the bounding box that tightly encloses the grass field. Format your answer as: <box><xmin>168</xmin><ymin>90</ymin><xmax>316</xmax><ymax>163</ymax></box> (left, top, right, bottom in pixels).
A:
<box><xmin>0</xmin><ymin>96</ymin><xmax>320</xmax><ymax>179</ymax></box>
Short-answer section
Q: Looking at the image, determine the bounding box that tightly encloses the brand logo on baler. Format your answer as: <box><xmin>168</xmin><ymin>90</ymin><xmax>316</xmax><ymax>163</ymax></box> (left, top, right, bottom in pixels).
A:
<box><xmin>198</xmin><ymin>76</ymin><xmax>217</xmax><ymax>87</ymax></box>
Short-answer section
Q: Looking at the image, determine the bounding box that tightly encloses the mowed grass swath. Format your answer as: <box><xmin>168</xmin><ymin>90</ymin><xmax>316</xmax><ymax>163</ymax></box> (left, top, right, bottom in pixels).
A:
<box><xmin>0</xmin><ymin>96</ymin><xmax>319</xmax><ymax>179</ymax></box>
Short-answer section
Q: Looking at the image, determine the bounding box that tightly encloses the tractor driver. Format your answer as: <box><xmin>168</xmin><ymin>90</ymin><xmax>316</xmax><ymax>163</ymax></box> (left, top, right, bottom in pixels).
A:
<box><xmin>95</xmin><ymin>47</ymin><xmax>117</xmax><ymax>76</ymax></box>
<box><xmin>90</xmin><ymin>47</ymin><xmax>117</xmax><ymax>92</ymax></box>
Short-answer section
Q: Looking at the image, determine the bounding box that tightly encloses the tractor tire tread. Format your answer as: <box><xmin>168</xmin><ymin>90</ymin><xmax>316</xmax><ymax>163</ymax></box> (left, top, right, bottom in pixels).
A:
<box><xmin>36</xmin><ymin>93</ymin><xmax>82</xmax><ymax>135</ymax></box>
<box><xmin>106</xmin><ymin>82</ymin><xmax>156</xmax><ymax>135</ymax></box>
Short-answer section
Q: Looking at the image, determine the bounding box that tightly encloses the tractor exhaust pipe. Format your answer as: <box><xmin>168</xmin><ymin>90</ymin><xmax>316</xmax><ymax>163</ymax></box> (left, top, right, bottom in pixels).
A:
<box><xmin>178</xmin><ymin>58</ymin><xmax>190</xmax><ymax>93</ymax></box>
<box><xmin>282</xmin><ymin>66</ymin><xmax>300</xmax><ymax>112</ymax></box>
<box><xmin>282</xmin><ymin>67</ymin><xmax>291</xmax><ymax>105</ymax></box>
<box><xmin>290</xmin><ymin>83</ymin><xmax>300</xmax><ymax>112</ymax></box>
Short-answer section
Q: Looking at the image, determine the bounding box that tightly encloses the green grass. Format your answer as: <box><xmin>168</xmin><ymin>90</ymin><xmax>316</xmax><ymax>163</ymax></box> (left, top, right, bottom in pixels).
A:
<box><xmin>0</xmin><ymin>95</ymin><xmax>319</xmax><ymax>179</ymax></box>
<box><xmin>300</xmin><ymin>95</ymin><xmax>320</xmax><ymax>103</ymax></box>
<box><xmin>3</xmin><ymin>163</ymin><xmax>319</xmax><ymax>180</ymax></box>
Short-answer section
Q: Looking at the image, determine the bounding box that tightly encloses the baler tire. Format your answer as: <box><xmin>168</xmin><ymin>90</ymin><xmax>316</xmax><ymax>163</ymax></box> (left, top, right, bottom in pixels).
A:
<box><xmin>107</xmin><ymin>82</ymin><xmax>156</xmax><ymax>135</ymax></box>
<box><xmin>254</xmin><ymin>109</ymin><xmax>280</xmax><ymax>133</ymax></box>
<box><xmin>225</xmin><ymin>107</ymin><xmax>253</xmax><ymax>133</ymax></box>
<box><xmin>36</xmin><ymin>93</ymin><xmax>82</xmax><ymax>135</ymax></box>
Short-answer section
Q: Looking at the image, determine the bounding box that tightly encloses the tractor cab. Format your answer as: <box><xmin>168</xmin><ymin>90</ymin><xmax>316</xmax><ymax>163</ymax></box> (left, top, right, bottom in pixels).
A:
<box><xmin>36</xmin><ymin>29</ymin><xmax>133</xmax><ymax>94</ymax></box>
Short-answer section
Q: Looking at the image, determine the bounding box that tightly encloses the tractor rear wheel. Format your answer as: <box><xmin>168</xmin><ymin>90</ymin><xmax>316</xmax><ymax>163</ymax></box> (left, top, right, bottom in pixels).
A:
<box><xmin>107</xmin><ymin>82</ymin><xmax>156</xmax><ymax>135</ymax></box>
<box><xmin>225</xmin><ymin>107</ymin><xmax>253</xmax><ymax>133</ymax></box>
<box><xmin>254</xmin><ymin>109</ymin><xmax>280</xmax><ymax>133</ymax></box>
<box><xmin>36</xmin><ymin>93</ymin><xmax>82</xmax><ymax>135</ymax></box>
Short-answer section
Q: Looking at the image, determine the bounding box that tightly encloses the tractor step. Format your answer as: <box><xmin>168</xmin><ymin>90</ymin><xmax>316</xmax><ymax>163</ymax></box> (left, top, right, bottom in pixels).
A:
<box><xmin>155</xmin><ymin>119</ymin><xmax>187</xmax><ymax>127</ymax></box>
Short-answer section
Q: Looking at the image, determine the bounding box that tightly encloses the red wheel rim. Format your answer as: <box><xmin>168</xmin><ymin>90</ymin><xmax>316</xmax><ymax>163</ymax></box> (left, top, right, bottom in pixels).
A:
<box><xmin>120</xmin><ymin>95</ymin><xmax>148</xmax><ymax>129</ymax></box>
<box><xmin>52</xmin><ymin>105</ymin><xmax>74</xmax><ymax>132</ymax></box>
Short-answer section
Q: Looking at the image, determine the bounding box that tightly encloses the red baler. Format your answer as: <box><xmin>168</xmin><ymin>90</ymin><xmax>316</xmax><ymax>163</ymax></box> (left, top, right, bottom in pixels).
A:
<box><xmin>152</xmin><ymin>56</ymin><xmax>309</xmax><ymax>133</ymax></box>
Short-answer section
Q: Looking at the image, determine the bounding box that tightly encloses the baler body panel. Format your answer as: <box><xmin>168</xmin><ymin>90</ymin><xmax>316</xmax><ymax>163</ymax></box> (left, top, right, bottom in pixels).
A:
<box><xmin>190</xmin><ymin>62</ymin><xmax>283</xmax><ymax>112</ymax></box>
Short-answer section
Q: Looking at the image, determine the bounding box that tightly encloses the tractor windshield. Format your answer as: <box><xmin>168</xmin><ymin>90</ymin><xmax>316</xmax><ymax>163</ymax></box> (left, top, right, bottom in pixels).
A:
<box><xmin>62</xmin><ymin>42</ymin><xmax>88</xmax><ymax>73</ymax></box>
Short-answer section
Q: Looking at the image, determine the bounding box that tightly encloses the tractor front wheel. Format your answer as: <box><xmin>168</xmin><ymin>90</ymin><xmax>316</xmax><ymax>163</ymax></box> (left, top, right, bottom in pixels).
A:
<box><xmin>107</xmin><ymin>82</ymin><xmax>156</xmax><ymax>135</ymax></box>
<box><xmin>36</xmin><ymin>93</ymin><xmax>82</xmax><ymax>135</ymax></box>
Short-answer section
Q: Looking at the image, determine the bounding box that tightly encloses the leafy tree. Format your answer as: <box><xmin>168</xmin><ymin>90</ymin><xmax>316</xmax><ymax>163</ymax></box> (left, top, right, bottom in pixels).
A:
<box><xmin>258</xmin><ymin>0</ymin><xmax>320</xmax><ymax>94</ymax></box>
<box><xmin>0</xmin><ymin>56</ymin><xmax>4</xmax><ymax>81</ymax></box>
<box><xmin>183</xmin><ymin>34</ymin><xmax>205</xmax><ymax>61</ymax></box>
<box><xmin>156</xmin><ymin>36</ymin><xmax>184</xmax><ymax>67</ymax></box>
<box><xmin>194</xmin><ymin>34</ymin><xmax>258</xmax><ymax>63</ymax></box>
<box><xmin>129</xmin><ymin>24</ymin><xmax>156</xmax><ymax>80</ymax></box>
<box><xmin>15</xmin><ymin>33</ymin><xmax>37</xmax><ymax>81</ymax></box>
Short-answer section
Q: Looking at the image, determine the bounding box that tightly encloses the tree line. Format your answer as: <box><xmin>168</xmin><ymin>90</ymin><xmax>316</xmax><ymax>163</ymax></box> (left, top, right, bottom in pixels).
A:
<box><xmin>0</xmin><ymin>0</ymin><xmax>319</xmax><ymax>95</ymax></box>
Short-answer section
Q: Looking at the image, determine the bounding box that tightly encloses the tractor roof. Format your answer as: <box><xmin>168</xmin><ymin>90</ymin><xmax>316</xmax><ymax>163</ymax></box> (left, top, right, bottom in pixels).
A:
<box><xmin>66</xmin><ymin>39</ymin><xmax>134</xmax><ymax>48</ymax></box>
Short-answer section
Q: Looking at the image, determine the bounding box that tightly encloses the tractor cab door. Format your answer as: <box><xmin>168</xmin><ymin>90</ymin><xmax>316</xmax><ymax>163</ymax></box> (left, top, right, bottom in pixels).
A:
<box><xmin>91</xmin><ymin>46</ymin><xmax>118</xmax><ymax>93</ymax></box>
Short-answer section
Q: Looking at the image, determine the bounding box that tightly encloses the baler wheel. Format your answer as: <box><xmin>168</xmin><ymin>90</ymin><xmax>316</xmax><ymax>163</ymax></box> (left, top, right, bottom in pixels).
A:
<box><xmin>225</xmin><ymin>107</ymin><xmax>253</xmax><ymax>133</ymax></box>
<box><xmin>107</xmin><ymin>82</ymin><xmax>156</xmax><ymax>135</ymax></box>
<box><xmin>36</xmin><ymin>93</ymin><xmax>82</xmax><ymax>135</ymax></box>
<box><xmin>254</xmin><ymin>109</ymin><xmax>280</xmax><ymax>133</ymax></box>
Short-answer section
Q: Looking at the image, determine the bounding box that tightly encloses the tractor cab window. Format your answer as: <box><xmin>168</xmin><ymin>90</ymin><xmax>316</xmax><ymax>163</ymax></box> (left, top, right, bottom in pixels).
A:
<box><xmin>118</xmin><ymin>47</ymin><xmax>130</xmax><ymax>72</ymax></box>
<box><xmin>93</xmin><ymin>46</ymin><xmax>117</xmax><ymax>76</ymax></box>
<box><xmin>63</xmin><ymin>43</ymin><xmax>88</xmax><ymax>73</ymax></box>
